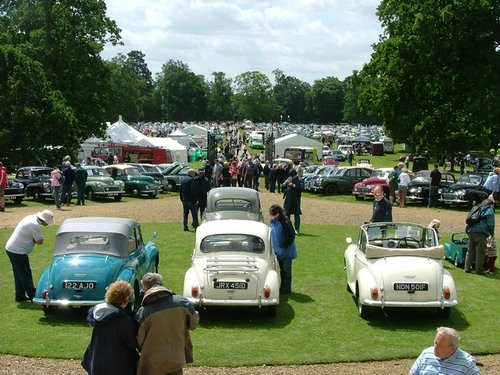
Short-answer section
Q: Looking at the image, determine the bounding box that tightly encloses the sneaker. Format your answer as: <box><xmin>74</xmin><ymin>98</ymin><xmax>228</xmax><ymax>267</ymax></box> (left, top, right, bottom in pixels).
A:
<box><xmin>294</xmin><ymin>230</ymin><xmax>299</xmax><ymax>235</ymax></box>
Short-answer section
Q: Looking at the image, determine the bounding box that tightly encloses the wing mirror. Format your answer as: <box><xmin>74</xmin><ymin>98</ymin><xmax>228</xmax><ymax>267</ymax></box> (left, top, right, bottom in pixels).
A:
<box><xmin>346</xmin><ymin>237</ymin><xmax>353</xmax><ymax>244</ymax></box>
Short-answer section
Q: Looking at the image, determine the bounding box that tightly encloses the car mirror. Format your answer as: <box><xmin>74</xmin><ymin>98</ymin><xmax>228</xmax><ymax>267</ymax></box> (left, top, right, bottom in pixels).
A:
<box><xmin>346</xmin><ymin>237</ymin><xmax>352</xmax><ymax>244</ymax></box>
<box><xmin>151</xmin><ymin>232</ymin><xmax>158</xmax><ymax>241</ymax></box>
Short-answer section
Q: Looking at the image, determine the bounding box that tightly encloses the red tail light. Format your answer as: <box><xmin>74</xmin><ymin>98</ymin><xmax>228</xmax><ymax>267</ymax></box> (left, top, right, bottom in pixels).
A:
<box><xmin>370</xmin><ymin>287</ymin><xmax>379</xmax><ymax>300</ymax></box>
<box><xmin>41</xmin><ymin>290</ymin><xmax>48</xmax><ymax>298</ymax></box>
<box><xmin>264</xmin><ymin>286</ymin><xmax>271</xmax><ymax>299</ymax></box>
<box><xmin>443</xmin><ymin>287</ymin><xmax>451</xmax><ymax>300</ymax></box>
<box><xmin>191</xmin><ymin>286</ymin><xmax>199</xmax><ymax>298</ymax></box>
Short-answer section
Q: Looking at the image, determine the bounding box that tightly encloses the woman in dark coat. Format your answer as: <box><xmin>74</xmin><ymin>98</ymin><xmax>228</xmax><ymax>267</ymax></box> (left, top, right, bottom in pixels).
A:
<box><xmin>82</xmin><ymin>281</ymin><xmax>139</xmax><ymax>375</ymax></box>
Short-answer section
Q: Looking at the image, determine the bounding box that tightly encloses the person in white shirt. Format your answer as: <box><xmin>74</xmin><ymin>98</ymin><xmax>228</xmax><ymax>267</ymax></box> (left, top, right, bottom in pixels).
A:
<box><xmin>5</xmin><ymin>210</ymin><xmax>54</xmax><ymax>302</ymax></box>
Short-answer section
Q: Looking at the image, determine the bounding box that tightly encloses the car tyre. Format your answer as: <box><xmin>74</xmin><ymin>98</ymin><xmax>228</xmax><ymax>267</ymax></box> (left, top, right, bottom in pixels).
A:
<box><xmin>87</xmin><ymin>188</ymin><xmax>96</xmax><ymax>201</ymax></box>
<box><xmin>131</xmin><ymin>187</ymin><xmax>140</xmax><ymax>197</ymax></box>
<box><xmin>354</xmin><ymin>195</ymin><xmax>364</xmax><ymax>201</ymax></box>
<box><xmin>356</xmin><ymin>285</ymin><xmax>373</xmax><ymax>319</ymax></box>
<box><xmin>453</xmin><ymin>255</ymin><xmax>459</xmax><ymax>268</ymax></box>
<box><xmin>324</xmin><ymin>184</ymin><xmax>338</xmax><ymax>195</ymax></box>
<box><xmin>33</xmin><ymin>190</ymin><xmax>45</xmax><ymax>202</ymax></box>
<box><xmin>167</xmin><ymin>180</ymin><xmax>177</xmax><ymax>192</ymax></box>
<box><xmin>114</xmin><ymin>194</ymin><xmax>122</xmax><ymax>202</ymax></box>
<box><xmin>14</xmin><ymin>197</ymin><xmax>23</xmax><ymax>204</ymax></box>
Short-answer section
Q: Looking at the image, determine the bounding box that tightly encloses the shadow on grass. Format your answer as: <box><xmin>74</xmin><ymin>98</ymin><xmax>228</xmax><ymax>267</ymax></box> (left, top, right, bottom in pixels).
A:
<box><xmin>364</xmin><ymin>306</ymin><xmax>470</xmax><ymax>331</ymax></box>
<box><xmin>37</xmin><ymin>306</ymin><xmax>90</xmax><ymax>327</ymax></box>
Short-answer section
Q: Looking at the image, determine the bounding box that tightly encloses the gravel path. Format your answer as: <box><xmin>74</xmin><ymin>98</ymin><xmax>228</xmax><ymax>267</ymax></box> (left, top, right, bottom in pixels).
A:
<box><xmin>1</xmin><ymin>190</ymin><xmax>498</xmax><ymax>374</ymax></box>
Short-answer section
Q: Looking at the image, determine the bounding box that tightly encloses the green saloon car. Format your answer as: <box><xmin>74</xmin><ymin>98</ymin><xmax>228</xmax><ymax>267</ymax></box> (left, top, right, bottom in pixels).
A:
<box><xmin>83</xmin><ymin>165</ymin><xmax>125</xmax><ymax>201</ymax></box>
<box><xmin>105</xmin><ymin>164</ymin><xmax>161</xmax><ymax>197</ymax></box>
<box><xmin>312</xmin><ymin>166</ymin><xmax>373</xmax><ymax>195</ymax></box>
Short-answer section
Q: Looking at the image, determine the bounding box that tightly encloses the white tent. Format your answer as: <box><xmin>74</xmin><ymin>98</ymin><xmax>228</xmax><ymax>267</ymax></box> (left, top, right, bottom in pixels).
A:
<box><xmin>106</xmin><ymin>115</ymin><xmax>146</xmax><ymax>143</ymax></box>
<box><xmin>274</xmin><ymin>133</ymin><xmax>324</xmax><ymax>159</ymax></box>
<box><xmin>169</xmin><ymin>129</ymin><xmax>188</xmax><ymax>137</ymax></box>
<box><xmin>135</xmin><ymin>137</ymin><xmax>188</xmax><ymax>163</ymax></box>
<box><xmin>182</xmin><ymin>125</ymin><xmax>208</xmax><ymax>137</ymax></box>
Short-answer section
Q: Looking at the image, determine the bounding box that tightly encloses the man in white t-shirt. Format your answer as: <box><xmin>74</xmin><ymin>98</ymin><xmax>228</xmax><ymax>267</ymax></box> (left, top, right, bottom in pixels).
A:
<box><xmin>5</xmin><ymin>210</ymin><xmax>54</xmax><ymax>302</ymax></box>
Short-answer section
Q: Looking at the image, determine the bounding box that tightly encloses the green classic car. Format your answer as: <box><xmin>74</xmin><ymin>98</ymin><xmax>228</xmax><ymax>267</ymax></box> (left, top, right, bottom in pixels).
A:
<box><xmin>104</xmin><ymin>164</ymin><xmax>161</xmax><ymax>198</ymax></box>
<box><xmin>311</xmin><ymin>166</ymin><xmax>373</xmax><ymax>195</ymax></box>
<box><xmin>83</xmin><ymin>165</ymin><xmax>125</xmax><ymax>201</ymax></box>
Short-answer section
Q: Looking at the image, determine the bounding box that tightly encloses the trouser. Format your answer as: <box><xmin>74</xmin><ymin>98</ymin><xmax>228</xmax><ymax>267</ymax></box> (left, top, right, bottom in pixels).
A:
<box><xmin>6</xmin><ymin>251</ymin><xmax>36</xmax><ymax>300</ymax></box>
<box><xmin>244</xmin><ymin>175</ymin><xmax>253</xmax><ymax>188</ymax></box>
<box><xmin>198</xmin><ymin>203</ymin><xmax>206</xmax><ymax>219</ymax></box>
<box><xmin>278</xmin><ymin>258</ymin><xmax>293</xmax><ymax>294</ymax></box>
<box><xmin>183</xmin><ymin>201</ymin><xmax>199</xmax><ymax>229</ymax></box>
<box><xmin>0</xmin><ymin>186</ymin><xmax>5</xmax><ymax>209</ymax></box>
<box><xmin>465</xmin><ymin>232</ymin><xmax>487</xmax><ymax>274</ymax></box>
<box><xmin>61</xmin><ymin>184</ymin><xmax>73</xmax><ymax>204</ymax></box>
<box><xmin>486</xmin><ymin>256</ymin><xmax>496</xmax><ymax>272</ymax></box>
<box><xmin>428</xmin><ymin>186</ymin><xmax>439</xmax><ymax>207</ymax></box>
<box><xmin>286</xmin><ymin>212</ymin><xmax>301</xmax><ymax>233</ymax></box>
<box><xmin>52</xmin><ymin>186</ymin><xmax>61</xmax><ymax>208</ymax></box>
<box><xmin>76</xmin><ymin>183</ymin><xmax>86</xmax><ymax>204</ymax></box>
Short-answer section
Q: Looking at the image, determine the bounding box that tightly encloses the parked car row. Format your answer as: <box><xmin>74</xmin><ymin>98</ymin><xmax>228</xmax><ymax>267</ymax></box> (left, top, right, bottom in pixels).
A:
<box><xmin>8</xmin><ymin>163</ymin><xmax>173</xmax><ymax>204</ymax></box>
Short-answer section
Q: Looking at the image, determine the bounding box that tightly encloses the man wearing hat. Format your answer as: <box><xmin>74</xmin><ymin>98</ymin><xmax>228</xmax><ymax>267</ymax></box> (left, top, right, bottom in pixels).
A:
<box><xmin>5</xmin><ymin>210</ymin><xmax>54</xmax><ymax>302</ymax></box>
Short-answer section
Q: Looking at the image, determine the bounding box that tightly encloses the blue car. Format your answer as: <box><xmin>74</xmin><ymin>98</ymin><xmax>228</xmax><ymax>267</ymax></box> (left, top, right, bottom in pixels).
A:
<box><xmin>33</xmin><ymin>217</ymin><xmax>159</xmax><ymax>314</ymax></box>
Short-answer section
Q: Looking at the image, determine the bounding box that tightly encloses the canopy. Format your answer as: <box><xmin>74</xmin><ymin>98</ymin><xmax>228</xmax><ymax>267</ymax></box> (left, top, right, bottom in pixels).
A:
<box><xmin>135</xmin><ymin>137</ymin><xmax>188</xmax><ymax>163</ymax></box>
<box><xmin>352</xmin><ymin>136</ymin><xmax>370</xmax><ymax>143</ymax></box>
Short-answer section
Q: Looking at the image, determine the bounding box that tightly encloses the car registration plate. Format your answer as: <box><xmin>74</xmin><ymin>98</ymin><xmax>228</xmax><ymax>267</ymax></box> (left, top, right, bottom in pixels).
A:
<box><xmin>63</xmin><ymin>281</ymin><xmax>96</xmax><ymax>290</ymax></box>
<box><xmin>393</xmin><ymin>282</ymin><xmax>428</xmax><ymax>291</ymax></box>
<box><xmin>214</xmin><ymin>281</ymin><xmax>248</xmax><ymax>290</ymax></box>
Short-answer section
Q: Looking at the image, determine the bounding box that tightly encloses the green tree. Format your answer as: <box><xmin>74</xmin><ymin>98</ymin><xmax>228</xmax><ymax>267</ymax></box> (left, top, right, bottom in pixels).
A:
<box><xmin>272</xmin><ymin>69</ymin><xmax>311</xmax><ymax>123</ymax></box>
<box><xmin>360</xmin><ymin>0</ymin><xmax>500</xmax><ymax>154</ymax></box>
<box><xmin>0</xmin><ymin>45</ymin><xmax>75</xmax><ymax>166</ymax></box>
<box><xmin>156</xmin><ymin>60</ymin><xmax>207</xmax><ymax>121</ymax></box>
<box><xmin>343</xmin><ymin>72</ymin><xmax>380</xmax><ymax>124</ymax></box>
<box><xmin>233</xmin><ymin>71</ymin><xmax>277</xmax><ymax>122</ymax></box>
<box><xmin>310</xmin><ymin>76</ymin><xmax>345</xmax><ymax>124</ymax></box>
<box><xmin>0</xmin><ymin>0</ymin><xmax>121</xmax><ymax>162</ymax></box>
<box><xmin>207</xmin><ymin>71</ymin><xmax>233</xmax><ymax>121</ymax></box>
<box><xmin>105</xmin><ymin>54</ymin><xmax>147</xmax><ymax>123</ymax></box>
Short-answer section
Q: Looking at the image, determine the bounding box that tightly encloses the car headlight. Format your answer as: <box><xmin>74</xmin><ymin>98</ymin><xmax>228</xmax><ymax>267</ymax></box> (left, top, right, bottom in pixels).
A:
<box><xmin>18</xmin><ymin>182</ymin><xmax>24</xmax><ymax>189</ymax></box>
<box><xmin>42</xmin><ymin>182</ymin><xmax>50</xmax><ymax>189</ymax></box>
<box><xmin>145</xmin><ymin>185</ymin><xmax>150</xmax><ymax>189</ymax></box>
<box><xmin>417</xmin><ymin>187</ymin><xmax>422</xmax><ymax>193</ymax></box>
<box><xmin>96</xmin><ymin>182</ymin><xmax>102</xmax><ymax>187</ymax></box>
<box><xmin>456</xmin><ymin>189</ymin><xmax>466</xmax><ymax>198</ymax></box>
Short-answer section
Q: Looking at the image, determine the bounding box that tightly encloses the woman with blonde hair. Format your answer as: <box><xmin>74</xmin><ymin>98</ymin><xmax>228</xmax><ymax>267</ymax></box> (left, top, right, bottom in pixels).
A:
<box><xmin>82</xmin><ymin>281</ymin><xmax>138</xmax><ymax>375</ymax></box>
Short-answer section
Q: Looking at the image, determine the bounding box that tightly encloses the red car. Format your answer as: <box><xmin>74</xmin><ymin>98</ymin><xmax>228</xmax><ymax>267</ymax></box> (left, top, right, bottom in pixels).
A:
<box><xmin>352</xmin><ymin>168</ymin><xmax>393</xmax><ymax>200</ymax></box>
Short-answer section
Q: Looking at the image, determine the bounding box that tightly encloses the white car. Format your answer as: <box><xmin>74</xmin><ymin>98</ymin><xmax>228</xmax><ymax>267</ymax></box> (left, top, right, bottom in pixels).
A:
<box><xmin>344</xmin><ymin>222</ymin><xmax>458</xmax><ymax>319</ymax></box>
<box><xmin>202</xmin><ymin>187</ymin><xmax>263</xmax><ymax>222</ymax></box>
<box><xmin>183</xmin><ymin>220</ymin><xmax>280</xmax><ymax>316</ymax></box>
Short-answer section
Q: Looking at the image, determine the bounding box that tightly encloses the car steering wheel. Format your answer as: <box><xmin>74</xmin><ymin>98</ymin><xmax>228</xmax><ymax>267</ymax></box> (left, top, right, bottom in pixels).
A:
<box><xmin>397</xmin><ymin>237</ymin><xmax>419</xmax><ymax>248</ymax></box>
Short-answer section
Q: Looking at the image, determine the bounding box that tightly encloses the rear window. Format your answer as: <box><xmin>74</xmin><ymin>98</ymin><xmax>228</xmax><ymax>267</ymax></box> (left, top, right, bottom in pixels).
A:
<box><xmin>200</xmin><ymin>234</ymin><xmax>265</xmax><ymax>254</ymax></box>
<box><xmin>214</xmin><ymin>198</ymin><xmax>254</xmax><ymax>211</ymax></box>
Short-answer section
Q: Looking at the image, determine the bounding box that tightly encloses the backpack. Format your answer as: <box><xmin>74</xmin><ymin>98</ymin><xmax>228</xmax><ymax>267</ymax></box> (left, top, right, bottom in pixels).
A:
<box><xmin>279</xmin><ymin>215</ymin><xmax>296</xmax><ymax>248</ymax></box>
<box><xmin>465</xmin><ymin>205</ymin><xmax>485</xmax><ymax>226</ymax></box>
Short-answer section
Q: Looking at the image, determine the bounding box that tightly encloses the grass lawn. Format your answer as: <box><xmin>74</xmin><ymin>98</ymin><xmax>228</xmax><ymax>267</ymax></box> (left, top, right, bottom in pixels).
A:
<box><xmin>0</xmin><ymin>222</ymin><xmax>498</xmax><ymax>366</ymax></box>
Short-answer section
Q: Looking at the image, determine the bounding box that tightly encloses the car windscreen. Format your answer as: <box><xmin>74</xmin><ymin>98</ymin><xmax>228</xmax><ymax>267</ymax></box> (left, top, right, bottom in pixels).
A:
<box><xmin>86</xmin><ymin>168</ymin><xmax>109</xmax><ymax>176</ymax></box>
<box><xmin>364</xmin><ymin>224</ymin><xmax>435</xmax><ymax>248</ymax></box>
<box><xmin>54</xmin><ymin>233</ymin><xmax>128</xmax><ymax>257</ymax></box>
<box><xmin>200</xmin><ymin>234</ymin><xmax>265</xmax><ymax>254</ymax></box>
<box><xmin>213</xmin><ymin>198</ymin><xmax>255</xmax><ymax>212</ymax></box>
<box><xmin>457</xmin><ymin>174</ymin><xmax>482</xmax><ymax>185</ymax></box>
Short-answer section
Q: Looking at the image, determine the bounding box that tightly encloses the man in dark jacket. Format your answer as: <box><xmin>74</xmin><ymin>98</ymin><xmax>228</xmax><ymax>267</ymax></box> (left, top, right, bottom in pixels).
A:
<box><xmin>180</xmin><ymin>169</ymin><xmax>199</xmax><ymax>231</ymax></box>
<box><xmin>135</xmin><ymin>273</ymin><xmax>199</xmax><ymax>375</ymax></box>
<box><xmin>196</xmin><ymin>168</ymin><xmax>211</xmax><ymax>219</ymax></box>
<box><xmin>428</xmin><ymin>163</ymin><xmax>441</xmax><ymax>208</ymax></box>
<box><xmin>75</xmin><ymin>163</ymin><xmax>88</xmax><ymax>205</ymax></box>
<box><xmin>370</xmin><ymin>186</ymin><xmax>393</xmax><ymax>223</ymax></box>
<box><xmin>283</xmin><ymin>169</ymin><xmax>303</xmax><ymax>234</ymax></box>
<box><xmin>61</xmin><ymin>164</ymin><xmax>76</xmax><ymax>206</ymax></box>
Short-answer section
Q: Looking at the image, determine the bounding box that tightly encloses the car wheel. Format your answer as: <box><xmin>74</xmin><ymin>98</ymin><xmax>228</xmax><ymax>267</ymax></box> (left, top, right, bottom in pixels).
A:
<box><xmin>167</xmin><ymin>180</ymin><xmax>177</xmax><ymax>192</ymax></box>
<box><xmin>149</xmin><ymin>191</ymin><xmax>157</xmax><ymax>198</ymax></box>
<box><xmin>356</xmin><ymin>286</ymin><xmax>373</xmax><ymax>319</ymax></box>
<box><xmin>131</xmin><ymin>187</ymin><xmax>140</xmax><ymax>197</ymax></box>
<box><xmin>453</xmin><ymin>255</ymin><xmax>459</xmax><ymax>268</ymax></box>
<box><xmin>437</xmin><ymin>307</ymin><xmax>451</xmax><ymax>319</ymax></box>
<box><xmin>33</xmin><ymin>190</ymin><xmax>45</xmax><ymax>202</ymax></box>
<box><xmin>87</xmin><ymin>188</ymin><xmax>96</xmax><ymax>201</ymax></box>
<box><xmin>354</xmin><ymin>195</ymin><xmax>364</xmax><ymax>201</ymax></box>
<box><xmin>42</xmin><ymin>306</ymin><xmax>57</xmax><ymax>316</ymax></box>
<box><xmin>14</xmin><ymin>197</ymin><xmax>23</xmax><ymax>204</ymax></box>
<box><xmin>324</xmin><ymin>184</ymin><xmax>338</xmax><ymax>195</ymax></box>
<box><xmin>114</xmin><ymin>194</ymin><xmax>122</xmax><ymax>202</ymax></box>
